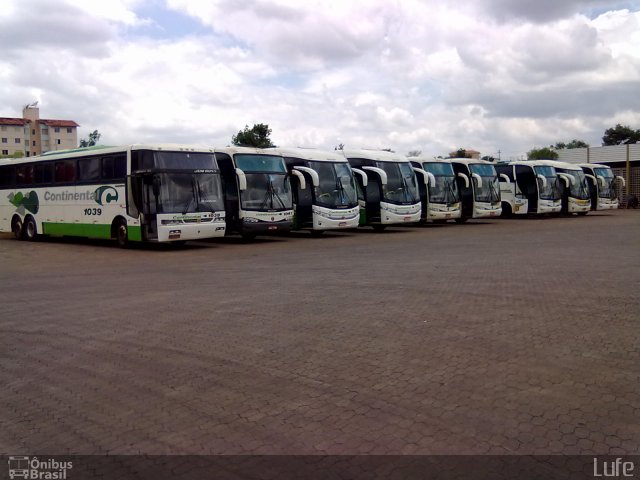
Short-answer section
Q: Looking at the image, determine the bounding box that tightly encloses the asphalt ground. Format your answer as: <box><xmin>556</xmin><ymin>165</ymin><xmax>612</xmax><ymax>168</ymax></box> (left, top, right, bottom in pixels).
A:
<box><xmin>0</xmin><ymin>210</ymin><xmax>638</xmax><ymax>457</ymax></box>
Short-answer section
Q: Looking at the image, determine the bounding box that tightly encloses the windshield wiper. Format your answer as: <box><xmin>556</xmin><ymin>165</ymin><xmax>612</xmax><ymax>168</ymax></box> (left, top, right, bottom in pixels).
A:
<box><xmin>182</xmin><ymin>176</ymin><xmax>197</xmax><ymax>214</ymax></box>
<box><xmin>195</xmin><ymin>177</ymin><xmax>217</xmax><ymax>214</ymax></box>
<box><xmin>261</xmin><ymin>175</ymin><xmax>286</xmax><ymax>210</ymax></box>
<box><xmin>445</xmin><ymin>178</ymin><xmax>457</xmax><ymax>204</ymax></box>
<box><xmin>488</xmin><ymin>179</ymin><xmax>500</xmax><ymax>203</ymax></box>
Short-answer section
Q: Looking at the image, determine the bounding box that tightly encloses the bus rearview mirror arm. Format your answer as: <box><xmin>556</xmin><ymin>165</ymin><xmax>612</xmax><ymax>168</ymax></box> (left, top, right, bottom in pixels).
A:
<box><xmin>616</xmin><ymin>175</ymin><xmax>626</xmax><ymax>187</ymax></box>
<box><xmin>500</xmin><ymin>173</ymin><xmax>511</xmax><ymax>184</ymax></box>
<box><xmin>471</xmin><ymin>172</ymin><xmax>483</xmax><ymax>189</ymax></box>
<box><xmin>557</xmin><ymin>173</ymin><xmax>574</xmax><ymax>187</ymax></box>
<box><xmin>291</xmin><ymin>169</ymin><xmax>306</xmax><ymax>190</ymax></box>
<box><xmin>457</xmin><ymin>172</ymin><xmax>470</xmax><ymax>189</ymax></box>
<box><xmin>536</xmin><ymin>174</ymin><xmax>547</xmax><ymax>189</ymax></box>
<box><xmin>362</xmin><ymin>166</ymin><xmax>388</xmax><ymax>185</ymax></box>
<box><xmin>352</xmin><ymin>168</ymin><xmax>368</xmax><ymax>187</ymax></box>
<box><xmin>293</xmin><ymin>166</ymin><xmax>320</xmax><ymax>187</ymax></box>
<box><xmin>412</xmin><ymin>167</ymin><xmax>436</xmax><ymax>188</ymax></box>
<box><xmin>235</xmin><ymin>168</ymin><xmax>247</xmax><ymax>191</ymax></box>
<box><xmin>584</xmin><ymin>173</ymin><xmax>597</xmax><ymax>184</ymax></box>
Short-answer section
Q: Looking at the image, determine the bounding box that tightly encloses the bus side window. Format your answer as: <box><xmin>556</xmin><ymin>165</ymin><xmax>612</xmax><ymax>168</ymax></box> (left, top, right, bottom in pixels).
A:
<box><xmin>17</xmin><ymin>165</ymin><xmax>34</xmax><ymax>186</ymax></box>
<box><xmin>78</xmin><ymin>157</ymin><xmax>101</xmax><ymax>182</ymax></box>
<box><xmin>34</xmin><ymin>163</ymin><xmax>53</xmax><ymax>184</ymax></box>
<box><xmin>55</xmin><ymin>161</ymin><xmax>76</xmax><ymax>183</ymax></box>
<box><xmin>495</xmin><ymin>165</ymin><xmax>513</xmax><ymax>182</ymax></box>
<box><xmin>0</xmin><ymin>165</ymin><xmax>15</xmax><ymax>188</ymax></box>
<box><xmin>102</xmin><ymin>155</ymin><xmax>126</xmax><ymax>180</ymax></box>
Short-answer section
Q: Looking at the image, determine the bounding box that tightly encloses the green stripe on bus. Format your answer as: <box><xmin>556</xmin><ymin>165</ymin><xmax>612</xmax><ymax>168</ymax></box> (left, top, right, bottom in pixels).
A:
<box><xmin>42</xmin><ymin>222</ymin><xmax>142</xmax><ymax>241</ymax></box>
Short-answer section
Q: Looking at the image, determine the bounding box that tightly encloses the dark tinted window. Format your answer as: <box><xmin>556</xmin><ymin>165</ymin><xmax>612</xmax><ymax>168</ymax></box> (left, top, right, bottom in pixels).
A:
<box><xmin>78</xmin><ymin>157</ymin><xmax>101</xmax><ymax>181</ymax></box>
<box><xmin>55</xmin><ymin>160</ymin><xmax>76</xmax><ymax>183</ymax></box>
<box><xmin>35</xmin><ymin>163</ymin><xmax>54</xmax><ymax>184</ymax></box>
<box><xmin>16</xmin><ymin>165</ymin><xmax>34</xmax><ymax>185</ymax></box>
<box><xmin>102</xmin><ymin>155</ymin><xmax>127</xmax><ymax>180</ymax></box>
<box><xmin>0</xmin><ymin>165</ymin><xmax>15</xmax><ymax>187</ymax></box>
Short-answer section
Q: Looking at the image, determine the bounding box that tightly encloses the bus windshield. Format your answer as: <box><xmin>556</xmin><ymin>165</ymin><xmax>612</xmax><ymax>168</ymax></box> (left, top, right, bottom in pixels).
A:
<box><xmin>469</xmin><ymin>164</ymin><xmax>500</xmax><ymax>203</ymax></box>
<box><xmin>594</xmin><ymin>167</ymin><xmax>615</xmax><ymax>199</ymax></box>
<box><xmin>155</xmin><ymin>172</ymin><xmax>224</xmax><ymax>214</ymax></box>
<box><xmin>376</xmin><ymin>161</ymin><xmax>420</xmax><ymax>204</ymax></box>
<box><xmin>564</xmin><ymin>170</ymin><xmax>590</xmax><ymax>199</ymax></box>
<box><xmin>534</xmin><ymin>165</ymin><xmax>561</xmax><ymax>201</ymax></box>
<box><xmin>234</xmin><ymin>154</ymin><xmax>292</xmax><ymax>211</ymax></box>
<box><xmin>422</xmin><ymin>162</ymin><xmax>459</xmax><ymax>204</ymax></box>
<box><xmin>307</xmin><ymin>161</ymin><xmax>358</xmax><ymax>208</ymax></box>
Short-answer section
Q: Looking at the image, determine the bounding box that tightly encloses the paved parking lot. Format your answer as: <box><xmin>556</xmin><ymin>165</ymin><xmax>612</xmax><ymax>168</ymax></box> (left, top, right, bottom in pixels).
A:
<box><xmin>0</xmin><ymin>211</ymin><xmax>638</xmax><ymax>456</ymax></box>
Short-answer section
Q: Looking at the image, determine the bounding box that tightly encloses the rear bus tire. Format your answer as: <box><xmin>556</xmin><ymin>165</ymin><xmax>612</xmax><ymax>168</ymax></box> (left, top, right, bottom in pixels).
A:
<box><xmin>22</xmin><ymin>216</ymin><xmax>37</xmax><ymax>241</ymax></box>
<box><xmin>114</xmin><ymin>219</ymin><xmax>129</xmax><ymax>248</ymax></box>
<box><xmin>11</xmin><ymin>217</ymin><xmax>23</xmax><ymax>240</ymax></box>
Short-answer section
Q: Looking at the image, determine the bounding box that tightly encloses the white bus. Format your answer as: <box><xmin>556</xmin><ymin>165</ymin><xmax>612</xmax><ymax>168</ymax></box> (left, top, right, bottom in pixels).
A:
<box><xmin>579</xmin><ymin>163</ymin><xmax>625</xmax><ymax>211</ymax></box>
<box><xmin>270</xmin><ymin>147</ymin><xmax>360</xmax><ymax>232</ymax></box>
<box><xmin>450</xmin><ymin>158</ymin><xmax>502</xmax><ymax>222</ymax></box>
<box><xmin>343</xmin><ymin>149</ymin><xmax>421</xmax><ymax>230</ymax></box>
<box><xmin>0</xmin><ymin>144</ymin><xmax>226</xmax><ymax>247</ymax></box>
<box><xmin>213</xmin><ymin>147</ymin><xmax>293</xmax><ymax>239</ymax></box>
<box><xmin>494</xmin><ymin>161</ymin><xmax>562</xmax><ymax>216</ymax></box>
<box><xmin>409</xmin><ymin>157</ymin><xmax>461</xmax><ymax>222</ymax></box>
<box><xmin>543</xmin><ymin>160</ymin><xmax>591</xmax><ymax>215</ymax></box>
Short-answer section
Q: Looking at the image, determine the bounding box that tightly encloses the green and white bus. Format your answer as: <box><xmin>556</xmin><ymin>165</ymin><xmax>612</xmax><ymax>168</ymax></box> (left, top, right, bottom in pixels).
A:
<box><xmin>0</xmin><ymin>144</ymin><xmax>227</xmax><ymax>247</ymax></box>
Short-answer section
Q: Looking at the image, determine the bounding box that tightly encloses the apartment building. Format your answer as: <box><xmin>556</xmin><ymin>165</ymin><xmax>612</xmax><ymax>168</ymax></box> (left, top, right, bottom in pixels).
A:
<box><xmin>0</xmin><ymin>104</ymin><xmax>79</xmax><ymax>158</ymax></box>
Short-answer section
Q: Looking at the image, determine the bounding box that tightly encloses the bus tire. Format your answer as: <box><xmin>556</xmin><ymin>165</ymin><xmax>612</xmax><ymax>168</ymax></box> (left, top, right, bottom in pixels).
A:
<box><xmin>501</xmin><ymin>203</ymin><xmax>512</xmax><ymax>218</ymax></box>
<box><xmin>241</xmin><ymin>233</ymin><xmax>257</xmax><ymax>241</ymax></box>
<box><xmin>310</xmin><ymin>229</ymin><xmax>325</xmax><ymax>237</ymax></box>
<box><xmin>372</xmin><ymin>224</ymin><xmax>386</xmax><ymax>232</ymax></box>
<box><xmin>576</xmin><ymin>212</ymin><xmax>588</xmax><ymax>216</ymax></box>
<box><xmin>22</xmin><ymin>216</ymin><xmax>37</xmax><ymax>241</ymax></box>
<box><xmin>11</xmin><ymin>216</ymin><xmax>23</xmax><ymax>240</ymax></box>
<box><xmin>455</xmin><ymin>217</ymin><xmax>468</xmax><ymax>224</ymax></box>
<box><xmin>114</xmin><ymin>218</ymin><xmax>129</xmax><ymax>248</ymax></box>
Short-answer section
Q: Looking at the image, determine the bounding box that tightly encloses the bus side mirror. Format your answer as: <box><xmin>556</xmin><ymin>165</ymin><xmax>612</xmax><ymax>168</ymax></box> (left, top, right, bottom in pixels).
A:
<box><xmin>235</xmin><ymin>168</ymin><xmax>247</xmax><ymax>191</ymax></box>
<box><xmin>584</xmin><ymin>173</ymin><xmax>597</xmax><ymax>185</ymax></box>
<box><xmin>471</xmin><ymin>172</ymin><xmax>483</xmax><ymax>189</ymax></box>
<box><xmin>362</xmin><ymin>166</ymin><xmax>388</xmax><ymax>185</ymax></box>
<box><xmin>291</xmin><ymin>169</ymin><xmax>306</xmax><ymax>190</ymax></box>
<box><xmin>616</xmin><ymin>175</ymin><xmax>626</xmax><ymax>187</ymax></box>
<box><xmin>352</xmin><ymin>168</ymin><xmax>368</xmax><ymax>187</ymax></box>
<box><xmin>500</xmin><ymin>174</ymin><xmax>511</xmax><ymax>184</ymax></box>
<box><xmin>457</xmin><ymin>172</ymin><xmax>470</xmax><ymax>189</ymax></box>
<box><xmin>536</xmin><ymin>174</ymin><xmax>547</xmax><ymax>189</ymax></box>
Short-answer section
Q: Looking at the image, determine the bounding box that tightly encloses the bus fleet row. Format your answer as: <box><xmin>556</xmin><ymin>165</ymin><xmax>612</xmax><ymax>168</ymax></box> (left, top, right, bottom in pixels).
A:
<box><xmin>0</xmin><ymin>144</ymin><xmax>625</xmax><ymax>247</ymax></box>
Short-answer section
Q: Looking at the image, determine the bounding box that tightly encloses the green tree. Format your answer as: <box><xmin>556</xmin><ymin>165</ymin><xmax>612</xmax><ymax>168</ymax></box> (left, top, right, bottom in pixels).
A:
<box><xmin>232</xmin><ymin>123</ymin><xmax>275</xmax><ymax>148</ymax></box>
<box><xmin>79</xmin><ymin>130</ymin><xmax>101</xmax><ymax>147</ymax></box>
<box><xmin>481</xmin><ymin>155</ymin><xmax>495</xmax><ymax>162</ymax></box>
<box><xmin>527</xmin><ymin>147</ymin><xmax>558</xmax><ymax>160</ymax></box>
<box><xmin>602</xmin><ymin>124</ymin><xmax>640</xmax><ymax>146</ymax></box>
<box><xmin>554</xmin><ymin>139</ymin><xmax>589</xmax><ymax>149</ymax></box>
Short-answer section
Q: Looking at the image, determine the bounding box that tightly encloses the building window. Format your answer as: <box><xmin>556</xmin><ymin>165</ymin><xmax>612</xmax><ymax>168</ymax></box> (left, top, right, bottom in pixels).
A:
<box><xmin>32</xmin><ymin>129</ymin><xmax>35</xmax><ymax>135</ymax></box>
<box><xmin>57</xmin><ymin>139</ymin><xmax>61</xmax><ymax>145</ymax></box>
<box><xmin>1</xmin><ymin>138</ymin><xmax>7</xmax><ymax>143</ymax></box>
<box><xmin>54</xmin><ymin>127</ymin><xmax>60</xmax><ymax>133</ymax></box>
<box><xmin>32</xmin><ymin>141</ymin><xmax>36</xmax><ymax>146</ymax></box>
<box><xmin>67</xmin><ymin>127</ymin><xmax>73</xmax><ymax>133</ymax></box>
<box><xmin>2</xmin><ymin>150</ymin><xmax>8</xmax><ymax>155</ymax></box>
<box><xmin>26</xmin><ymin>152</ymin><xmax>30</xmax><ymax>157</ymax></box>
<box><xmin>15</xmin><ymin>138</ymin><xmax>21</xmax><ymax>144</ymax></box>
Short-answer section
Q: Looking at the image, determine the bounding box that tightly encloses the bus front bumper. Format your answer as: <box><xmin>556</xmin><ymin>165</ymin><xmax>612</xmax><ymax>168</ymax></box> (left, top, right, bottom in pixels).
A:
<box><xmin>380</xmin><ymin>202</ymin><xmax>421</xmax><ymax>224</ymax></box>
<box><xmin>312</xmin><ymin>206</ymin><xmax>360</xmax><ymax>230</ymax></box>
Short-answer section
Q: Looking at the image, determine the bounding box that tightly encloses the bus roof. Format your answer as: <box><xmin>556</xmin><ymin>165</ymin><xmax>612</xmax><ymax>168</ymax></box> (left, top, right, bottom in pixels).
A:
<box><xmin>579</xmin><ymin>163</ymin><xmax>611</xmax><ymax>169</ymax></box>
<box><xmin>409</xmin><ymin>156</ymin><xmax>454</xmax><ymax>164</ymax></box>
<box><xmin>342</xmin><ymin>149</ymin><xmax>409</xmax><ymax>163</ymax></box>
<box><xmin>215</xmin><ymin>146</ymin><xmax>284</xmax><ymax>157</ymax></box>
<box><xmin>531</xmin><ymin>159</ymin><xmax>583</xmax><ymax>171</ymax></box>
<box><xmin>0</xmin><ymin>144</ymin><xmax>216</xmax><ymax>166</ymax></box>
<box><xmin>267</xmin><ymin>147</ymin><xmax>349</xmax><ymax>163</ymax></box>
<box><xmin>449</xmin><ymin>157</ymin><xmax>494</xmax><ymax>166</ymax></box>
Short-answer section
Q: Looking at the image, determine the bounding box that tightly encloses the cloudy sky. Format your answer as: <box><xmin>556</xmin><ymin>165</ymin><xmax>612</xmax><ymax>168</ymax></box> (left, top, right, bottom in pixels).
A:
<box><xmin>1</xmin><ymin>0</ymin><xmax>639</xmax><ymax>159</ymax></box>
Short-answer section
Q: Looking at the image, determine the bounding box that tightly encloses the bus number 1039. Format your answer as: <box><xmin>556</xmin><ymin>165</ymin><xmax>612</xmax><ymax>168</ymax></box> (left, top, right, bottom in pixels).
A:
<box><xmin>84</xmin><ymin>208</ymin><xmax>103</xmax><ymax>216</ymax></box>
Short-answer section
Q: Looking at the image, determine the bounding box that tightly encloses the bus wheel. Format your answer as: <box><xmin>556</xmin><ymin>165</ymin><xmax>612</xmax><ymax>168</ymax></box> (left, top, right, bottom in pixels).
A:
<box><xmin>576</xmin><ymin>212</ymin><xmax>588</xmax><ymax>216</ymax></box>
<box><xmin>310</xmin><ymin>229</ymin><xmax>325</xmax><ymax>237</ymax></box>
<box><xmin>114</xmin><ymin>219</ymin><xmax>129</xmax><ymax>248</ymax></box>
<box><xmin>22</xmin><ymin>216</ymin><xmax>37</xmax><ymax>241</ymax></box>
<box><xmin>372</xmin><ymin>224</ymin><xmax>386</xmax><ymax>232</ymax></box>
<box><xmin>11</xmin><ymin>216</ymin><xmax>23</xmax><ymax>240</ymax></box>
<box><xmin>241</xmin><ymin>233</ymin><xmax>257</xmax><ymax>241</ymax></box>
<box><xmin>455</xmin><ymin>217</ymin><xmax>468</xmax><ymax>224</ymax></box>
<box><xmin>501</xmin><ymin>204</ymin><xmax>512</xmax><ymax>218</ymax></box>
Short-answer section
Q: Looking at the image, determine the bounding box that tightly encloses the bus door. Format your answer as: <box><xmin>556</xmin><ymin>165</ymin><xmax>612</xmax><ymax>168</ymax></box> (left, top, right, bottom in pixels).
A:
<box><xmin>127</xmin><ymin>172</ymin><xmax>159</xmax><ymax>241</ymax></box>
<box><xmin>291</xmin><ymin>167</ymin><xmax>313</xmax><ymax>228</ymax></box>
<box><xmin>584</xmin><ymin>168</ymin><xmax>598</xmax><ymax>209</ymax></box>
<box><xmin>453</xmin><ymin>164</ymin><xmax>473</xmax><ymax>218</ymax></box>
<box><xmin>215</xmin><ymin>153</ymin><xmax>240</xmax><ymax>230</ymax></box>
<box><xmin>515</xmin><ymin>166</ymin><xmax>537</xmax><ymax>213</ymax></box>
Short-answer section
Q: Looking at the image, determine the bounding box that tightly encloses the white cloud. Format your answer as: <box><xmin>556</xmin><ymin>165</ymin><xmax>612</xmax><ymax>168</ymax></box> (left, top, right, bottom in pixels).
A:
<box><xmin>0</xmin><ymin>0</ymin><xmax>639</xmax><ymax>160</ymax></box>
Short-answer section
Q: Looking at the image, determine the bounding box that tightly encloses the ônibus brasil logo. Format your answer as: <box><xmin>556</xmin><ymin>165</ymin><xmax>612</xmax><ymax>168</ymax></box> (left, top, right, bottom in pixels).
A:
<box><xmin>8</xmin><ymin>186</ymin><xmax>118</xmax><ymax>214</ymax></box>
<box><xmin>7</xmin><ymin>456</ymin><xmax>73</xmax><ymax>479</ymax></box>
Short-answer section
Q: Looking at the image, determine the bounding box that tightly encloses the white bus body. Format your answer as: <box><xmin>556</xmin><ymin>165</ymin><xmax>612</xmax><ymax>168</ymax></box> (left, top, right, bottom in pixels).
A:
<box><xmin>409</xmin><ymin>157</ymin><xmax>462</xmax><ymax>222</ymax></box>
<box><xmin>213</xmin><ymin>147</ymin><xmax>294</xmax><ymax>239</ymax></box>
<box><xmin>342</xmin><ymin>149</ymin><xmax>421</xmax><ymax>229</ymax></box>
<box><xmin>579</xmin><ymin>163</ymin><xmax>625</xmax><ymax>211</ymax></box>
<box><xmin>541</xmin><ymin>160</ymin><xmax>591</xmax><ymax>214</ymax></box>
<box><xmin>270</xmin><ymin>147</ymin><xmax>360</xmax><ymax>231</ymax></box>
<box><xmin>495</xmin><ymin>161</ymin><xmax>562</xmax><ymax>215</ymax></box>
<box><xmin>0</xmin><ymin>144</ymin><xmax>226</xmax><ymax>246</ymax></box>
<box><xmin>450</xmin><ymin>158</ymin><xmax>502</xmax><ymax>222</ymax></box>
